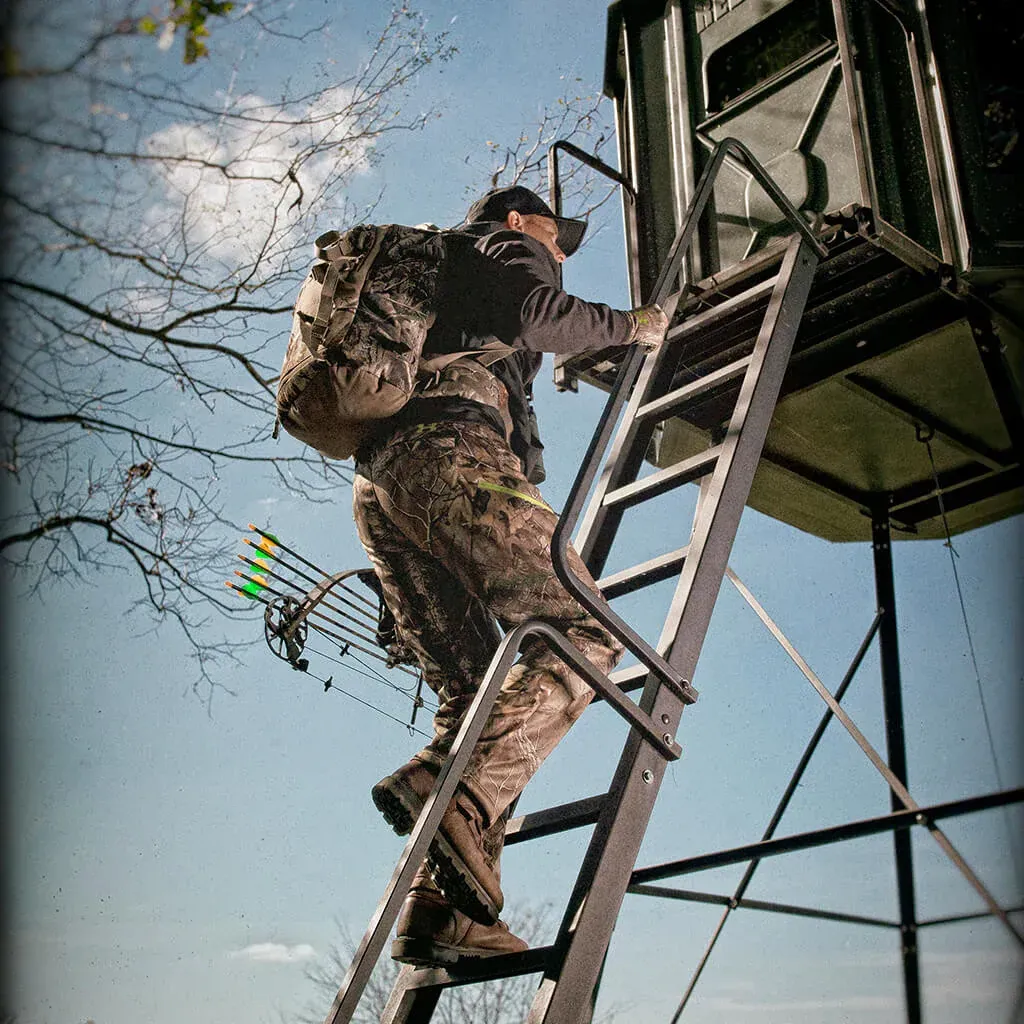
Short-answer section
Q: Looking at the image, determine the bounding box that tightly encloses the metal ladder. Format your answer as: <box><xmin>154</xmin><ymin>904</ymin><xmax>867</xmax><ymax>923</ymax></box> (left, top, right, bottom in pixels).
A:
<box><xmin>322</xmin><ymin>139</ymin><xmax>828</xmax><ymax>1024</ymax></box>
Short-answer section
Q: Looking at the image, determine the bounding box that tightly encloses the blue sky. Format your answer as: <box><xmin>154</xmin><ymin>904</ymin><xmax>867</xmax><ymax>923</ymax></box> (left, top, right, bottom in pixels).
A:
<box><xmin>5</xmin><ymin>2</ymin><xmax>1022</xmax><ymax>1023</ymax></box>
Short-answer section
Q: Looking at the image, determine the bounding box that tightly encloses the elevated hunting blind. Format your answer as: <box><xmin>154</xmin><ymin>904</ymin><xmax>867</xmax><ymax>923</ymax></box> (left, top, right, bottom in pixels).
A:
<box><xmin>555</xmin><ymin>0</ymin><xmax>1023</xmax><ymax>542</ymax></box>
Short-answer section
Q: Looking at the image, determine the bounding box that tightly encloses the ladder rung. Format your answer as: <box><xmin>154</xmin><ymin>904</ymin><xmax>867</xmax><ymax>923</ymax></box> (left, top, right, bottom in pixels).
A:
<box><xmin>505</xmin><ymin>794</ymin><xmax>606</xmax><ymax>845</ymax></box>
<box><xmin>603</xmin><ymin>446</ymin><xmax>722</xmax><ymax>510</ymax></box>
<box><xmin>598</xmin><ymin>546</ymin><xmax>690</xmax><ymax>599</ymax></box>
<box><xmin>668</xmin><ymin>274</ymin><xmax>779</xmax><ymax>344</ymax></box>
<box><xmin>609</xmin><ymin>663</ymin><xmax>648</xmax><ymax>692</ymax></box>
<box><xmin>636</xmin><ymin>355</ymin><xmax>753</xmax><ymax>424</ymax></box>
<box><xmin>398</xmin><ymin>946</ymin><xmax>555</xmax><ymax>989</ymax></box>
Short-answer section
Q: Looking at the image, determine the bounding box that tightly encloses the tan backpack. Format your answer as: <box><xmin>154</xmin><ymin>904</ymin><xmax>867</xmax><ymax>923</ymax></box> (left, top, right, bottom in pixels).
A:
<box><xmin>275</xmin><ymin>223</ymin><xmax>448</xmax><ymax>460</ymax></box>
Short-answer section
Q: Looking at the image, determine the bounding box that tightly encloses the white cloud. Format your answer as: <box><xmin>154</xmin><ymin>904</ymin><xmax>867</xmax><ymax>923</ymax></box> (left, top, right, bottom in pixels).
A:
<box><xmin>157</xmin><ymin>21</ymin><xmax>175</xmax><ymax>51</ymax></box>
<box><xmin>703</xmin><ymin>994</ymin><xmax>899</xmax><ymax>1014</ymax></box>
<box><xmin>921</xmin><ymin>948</ymin><xmax>1024</xmax><ymax>1008</ymax></box>
<box><xmin>142</xmin><ymin>86</ymin><xmax>375</xmax><ymax>269</ymax></box>
<box><xmin>229</xmin><ymin>941</ymin><xmax>317</xmax><ymax>964</ymax></box>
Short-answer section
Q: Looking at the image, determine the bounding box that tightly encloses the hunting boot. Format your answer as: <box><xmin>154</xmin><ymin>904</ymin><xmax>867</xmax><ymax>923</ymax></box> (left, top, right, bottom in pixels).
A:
<box><xmin>391</xmin><ymin>866</ymin><xmax>527</xmax><ymax>966</ymax></box>
<box><xmin>372</xmin><ymin>759</ymin><xmax>504</xmax><ymax>925</ymax></box>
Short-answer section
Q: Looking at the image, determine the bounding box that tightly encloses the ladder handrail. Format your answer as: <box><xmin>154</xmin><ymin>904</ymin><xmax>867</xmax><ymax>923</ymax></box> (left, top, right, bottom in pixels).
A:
<box><xmin>547</xmin><ymin>139</ymin><xmax>638</xmax><ymax>210</ymax></box>
<box><xmin>548</xmin><ymin>137</ymin><xmax>826</xmax><ymax>696</ymax></box>
<box><xmin>322</xmin><ymin>616</ymin><xmax>683</xmax><ymax>1024</ymax></box>
<box><xmin>547</xmin><ymin>138</ymin><xmax>643</xmax><ymax>344</ymax></box>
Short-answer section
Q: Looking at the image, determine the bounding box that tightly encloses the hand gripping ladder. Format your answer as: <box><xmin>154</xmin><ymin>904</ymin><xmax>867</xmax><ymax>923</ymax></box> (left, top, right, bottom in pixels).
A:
<box><xmin>322</xmin><ymin>139</ymin><xmax>828</xmax><ymax>1024</ymax></box>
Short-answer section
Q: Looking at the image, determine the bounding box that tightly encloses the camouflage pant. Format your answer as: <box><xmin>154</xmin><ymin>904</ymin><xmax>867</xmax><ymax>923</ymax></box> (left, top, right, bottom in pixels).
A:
<box><xmin>352</xmin><ymin>420</ymin><xmax>624</xmax><ymax>837</ymax></box>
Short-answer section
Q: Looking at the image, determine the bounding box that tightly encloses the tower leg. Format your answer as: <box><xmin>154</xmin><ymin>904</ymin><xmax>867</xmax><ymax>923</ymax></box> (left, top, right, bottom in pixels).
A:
<box><xmin>872</xmin><ymin>511</ymin><xmax>922</xmax><ymax>1024</ymax></box>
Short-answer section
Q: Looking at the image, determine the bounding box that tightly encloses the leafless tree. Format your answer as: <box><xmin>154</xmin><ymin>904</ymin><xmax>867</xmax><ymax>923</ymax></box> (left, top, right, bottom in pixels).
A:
<box><xmin>0</xmin><ymin>0</ymin><xmax>616</xmax><ymax>697</ymax></box>
<box><xmin>473</xmin><ymin>82</ymin><xmax>618</xmax><ymax>225</ymax></box>
<box><xmin>294</xmin><ymin>905</ymin><xmax>621</xmax><ymax>1024</ymax></box>
<box><xmin>0</xmin><ymin>1</ymin><xmax>456</xmax><ymax>691</ymax></box>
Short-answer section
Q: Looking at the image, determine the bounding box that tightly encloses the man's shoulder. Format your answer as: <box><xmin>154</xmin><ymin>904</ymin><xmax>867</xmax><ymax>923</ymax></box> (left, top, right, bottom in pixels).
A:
<box><xmin>442</xmin><ymin>227</ymin><xmax>556</xmax><ymax>289</ymax></box>
<box><xmin>474</xmin><ymin>229</ymin><xmax>559</xmax><ymax>284</ymax></box>
<box><xmin>475</xmin><ymin>228</ymin><xmax>545</xmax><ymax>257</ymax></box>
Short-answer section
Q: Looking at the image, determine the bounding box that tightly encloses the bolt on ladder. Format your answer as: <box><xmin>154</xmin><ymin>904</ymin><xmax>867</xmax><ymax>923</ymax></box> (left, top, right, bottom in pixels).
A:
<box><xmin>322</xmin><ymin>139</ymin><xmax>828</xmax><ymax>1024</ymax></box>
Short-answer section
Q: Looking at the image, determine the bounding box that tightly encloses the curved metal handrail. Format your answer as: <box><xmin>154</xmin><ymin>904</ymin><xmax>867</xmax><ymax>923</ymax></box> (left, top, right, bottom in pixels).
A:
<box><xmin>548</xmin><ymin>137</ymin><xmax>826</xmax><ymax>696</ymax></box>
<box><xmin>323</xmin><ymin>615</ymin><xmax>682</xmax><ymax>1024</ymax></box>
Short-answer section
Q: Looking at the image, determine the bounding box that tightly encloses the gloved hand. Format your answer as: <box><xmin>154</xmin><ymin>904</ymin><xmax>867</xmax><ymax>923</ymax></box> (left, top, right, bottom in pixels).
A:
<box><xmin>627</xmin><ymin>302</ymin><xmax>669</xmax><ymax>351</ymax></box>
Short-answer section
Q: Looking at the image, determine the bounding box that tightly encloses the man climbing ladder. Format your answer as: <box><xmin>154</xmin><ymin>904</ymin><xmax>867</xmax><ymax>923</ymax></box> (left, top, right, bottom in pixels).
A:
<box><xmin>350</xmin><ymin>185</ymin><xmax>669</xmax><ymax>964</ymax></box>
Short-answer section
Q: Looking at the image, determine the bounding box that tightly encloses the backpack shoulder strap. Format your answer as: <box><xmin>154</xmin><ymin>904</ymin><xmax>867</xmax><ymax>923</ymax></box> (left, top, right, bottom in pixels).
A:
<box><xmin>308</xmin><ymin>226</ymin><xmax>388</xmax><ymax>350</ymax></box>
<box><xmin>417</xmin><ymin>339</ymin><xmax>518</xmax><ymax>376</ymax></box>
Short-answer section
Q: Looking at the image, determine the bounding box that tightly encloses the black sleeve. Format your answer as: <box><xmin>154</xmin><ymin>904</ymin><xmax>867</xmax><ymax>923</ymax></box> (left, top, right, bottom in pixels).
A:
<box><xmin>440</xmin><ymin>231</ymin><xmax>634</xmax><ymax>356</ymax></box>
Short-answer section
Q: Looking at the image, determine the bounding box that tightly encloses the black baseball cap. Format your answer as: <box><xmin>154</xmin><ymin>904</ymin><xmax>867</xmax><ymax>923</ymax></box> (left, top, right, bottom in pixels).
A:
<box><xmin>462</xmin><ymin>185</ymin><xmax>587</xmax><ymax>257</ymax></box>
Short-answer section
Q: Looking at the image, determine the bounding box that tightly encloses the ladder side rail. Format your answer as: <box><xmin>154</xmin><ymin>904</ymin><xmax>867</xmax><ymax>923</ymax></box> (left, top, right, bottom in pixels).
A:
<box><xmin>379</xmin><ymin>966</ymin><xmax>441</xmax><ymax>1024</ymax></box>
<box><xmin>556</xmin><ymin>237</ymin><xmax>816</xmax><ymax>714</ymax></box>
<box><xmin>551</xmin><ymin>337</ymin><xmax>698</xmax><ymax>702</ymax></box>
<box><xmin>323</xmin><ymin>618</ymin><xmax>683</xmax><ymax>1024</ymax></box>
<box><xmin>540</xmin><ymin>140</ymin><xmax>748</xmax><ymax>701</ymax></box>
<box><xmin>574</xmin><ymin>135</ymin><xmax>828</xmax><ymax>574</ymax></box>
<box><xmin>571</xmin><ymin>137</ymin><xmax>746</xmax><ymax>576</ymax></box>
<box><xmin>546</xmin><ymin>132</ymin><xmax>705</xmax><ymax>577</ymax></box>
<box><xmin>529</xmin><ymin>236</ymin><xmax>820</xmax><ymax>1024</ymax></box>
<box><xmin>561</xmin><ymin>137</ymin><xmax>826</xmax><ymax>592</ymax></box>
<box><xmin>348</xmin><ymin>142</ymin><xmax>826</xmax><ymax>1024</ymax></box>
<box><xmin>323</xmin><ymin>627</ymin><xmax>531</xmax><ymax>1024</ymax></box>
<box><xmin>651</xmin><ymin>239</ymin><xmax>818</xmax><ymax>667</ymax></box>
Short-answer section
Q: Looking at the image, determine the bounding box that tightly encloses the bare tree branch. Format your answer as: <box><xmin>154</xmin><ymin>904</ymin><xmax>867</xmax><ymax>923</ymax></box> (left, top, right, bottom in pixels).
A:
<box><xmin>0</xmin><ymin>1</ymin><xmax>456</xmax><ymax>696</ymax></box>
<box><xmin>1</xmin><ymin>276</ymin><xmax>281</xmax><ymax>391</ymax></box>
<box><xmin>0</xmin><ymin>2</ymin><xmax>614</xmax><ymax>701</ymax></box>
<box><xmin>473</xmin><ymin>88</ymin><xmax>619</xmax><ymax>228</ymax></box>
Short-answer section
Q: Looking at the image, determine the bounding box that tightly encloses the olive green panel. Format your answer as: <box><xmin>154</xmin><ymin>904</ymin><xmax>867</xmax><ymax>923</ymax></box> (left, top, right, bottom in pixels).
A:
<box><xmin>701</xmin><ymin>53</ymin><xmax>859</xmax><ymax>268</ymax></box>
<box><xmin>845</xmin><ymin>321</ymin><xmax>1015</xmax><ymax>450</ymax></box>
<box><xmin>744</xmin><ymin>455</ymin><xmax>1021</xmax><ymax>542</ymax></box>
<box><xmin>652</xmin><ymin>413</ymin><xmax>880</xmax><ymax>541</ymax></box>
<box><xmin>978</xmin><ymin>275</ymin><xmax>1024</xmax><ymax>354</ymax></box>
<box><xmin>650</xmin><ymin>316</ymin><xmax>1022</xmax><ymax>542</ymax></box>
<box><xmin>655</xmin><ymin>420</ymin><xmax>1022</xmax><ymax>544</ymax></box>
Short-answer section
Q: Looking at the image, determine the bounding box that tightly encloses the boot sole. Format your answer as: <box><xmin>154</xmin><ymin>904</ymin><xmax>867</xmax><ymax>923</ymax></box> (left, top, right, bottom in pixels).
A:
<box><xmin>391</xmin><ymin>936</ymin><xmax>512</xmax><ymax>967</ymax></box>
<box><xmin>373</xmin><ymin>773</ymin><xmax>501</xmax><ymax>926</ymax></box>
<box><xmin>371</xmin><ymin>775</ymin><xmax>423</xmax><ymax>836</ymax></box>
<box><xmin>427</xmin><ymin>837</ymin><xmax>500</xmax><ymax>927</ymax></box>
